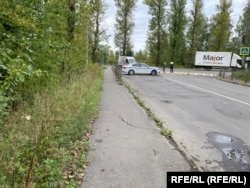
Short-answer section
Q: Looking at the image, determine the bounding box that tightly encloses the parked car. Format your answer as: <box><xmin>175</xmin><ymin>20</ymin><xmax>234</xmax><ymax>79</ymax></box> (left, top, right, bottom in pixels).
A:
<box><xmin>122</xmin><ymin>63</ymin><xmax>160</xmax><ymax>76</ymax></box>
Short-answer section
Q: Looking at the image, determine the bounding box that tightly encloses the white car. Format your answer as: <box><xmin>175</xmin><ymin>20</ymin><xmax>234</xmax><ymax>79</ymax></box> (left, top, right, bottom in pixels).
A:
<box><xmin>122</xmin><ymin>63</ymin><xmax>160</xmax><ymax>76</ymax></box>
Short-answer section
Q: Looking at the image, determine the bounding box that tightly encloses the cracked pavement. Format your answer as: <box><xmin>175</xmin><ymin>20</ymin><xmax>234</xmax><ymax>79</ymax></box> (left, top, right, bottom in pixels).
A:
<box><xmin>80</xmin><ymin>66</ymin><xmax>193</xmax><ymax>188</ymax></box>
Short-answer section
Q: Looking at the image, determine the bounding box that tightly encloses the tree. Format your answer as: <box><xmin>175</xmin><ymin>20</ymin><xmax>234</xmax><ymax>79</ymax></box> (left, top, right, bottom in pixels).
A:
<box><xmin>135</xmin><ymin>49</ymin><xmax>148</xmax><ymax>63</ymax></box>
<box><xmin>200</xmin><ymin>17</ymin><xmax>212</xmax><ymax>51</ymax></box>
<box><xmin>0</xmin><ymin>0</ymin><xmax>93</xmax><ymax>113</ymax></box>
<box><xmin>208</xmin><ymin>0</ymin><xmax>232</xmax><ymax>51</ymax></box>
<box><xmin>114</xmin><ymin>0</ymin><xmax>137</xmax><ymax>55</ymax></box>
<box><xmin>144</xmin><ymin>0</ymin><xmax>168</xmax><ymax>66</ymax></box>
<box><xmin>225</xmin><ymin>16</ymin><xmax>244</xmax><ymax>53</ymax></box>
<box><xmin>186</xmin><ymin>0</ymin><xmax>205</xmax><ymax>67</ymax></box>
<box><xmin>89</xmin><ymin>0</ymin><xmax>106</xmax><ymax>63</ymax></box>
<box><xmin>67</xmin><ymin>0</ymin><xmax>76</xmax><ymax>42</ymax></box>
<box><xmin>0</xmin><ymin>0</ymin><xmax>40</xmax><ymax>110</ymax></box>
<box><xmin>242</xmin><ymin>0</ymin><xmax>250</xmax><ymax>45</ymax></box>
<box><xmin>168</xmin><ymin>0</ymin><xmax>187</xmax><ymax>66</ymax></box>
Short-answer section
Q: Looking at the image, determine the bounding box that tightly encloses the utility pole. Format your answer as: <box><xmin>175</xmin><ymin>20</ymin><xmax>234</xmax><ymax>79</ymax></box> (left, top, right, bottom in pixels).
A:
<box><xmin>242</xmin><ymin>35</ymin><xmax>246</xmax><ymax>69</ymax></box>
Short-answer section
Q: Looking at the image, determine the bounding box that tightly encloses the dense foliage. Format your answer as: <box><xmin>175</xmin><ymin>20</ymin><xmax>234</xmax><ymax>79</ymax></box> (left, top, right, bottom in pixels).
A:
<box><xmin>0</xmin><ymin>65</ymin><xmax>103</xmax><ymax>187</ymax></box>
<box><xmin>0</xmin><ymin>0</ymin><xmax>105</xmax><ymax>187</ymax></box>
<box><xmin>1</xmin><ymin>0</ymin><xmax>86</xmax><ymax>116</ymax></box>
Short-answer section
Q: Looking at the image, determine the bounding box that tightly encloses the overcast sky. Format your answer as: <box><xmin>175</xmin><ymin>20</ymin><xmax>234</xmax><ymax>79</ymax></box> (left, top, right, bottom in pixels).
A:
<box><xmin>103</xmin><ymin>0</ymin><xmax>247</xmax><ymax>53</ymax></box>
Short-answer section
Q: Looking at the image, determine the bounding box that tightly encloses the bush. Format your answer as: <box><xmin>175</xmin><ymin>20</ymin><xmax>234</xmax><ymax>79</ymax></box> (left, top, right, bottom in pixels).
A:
<box><xmin>233</xmin><ymin>70</ymin><xmax>250</xmax><ymax>82</ymax></box>
<box><xmin>0</xmin><ymin>65</ymin><xmax>104</xmax><ymax>187</ymax></box>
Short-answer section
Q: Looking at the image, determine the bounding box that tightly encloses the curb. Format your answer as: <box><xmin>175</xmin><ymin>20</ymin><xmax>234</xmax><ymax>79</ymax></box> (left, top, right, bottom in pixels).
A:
<box><xmin>217</xmin><ymin>77</ymin><xmax>250</xmax><ymax>87</ymax></box>
<box><xmin>162</xmin><ymin>72</ymin><xmax>217</xmax><ymax>77</ymax></box>
<box><xmin>122</xmin><ymin>78</ymin><xmax>203</xmax><ymax>172</ymax></box>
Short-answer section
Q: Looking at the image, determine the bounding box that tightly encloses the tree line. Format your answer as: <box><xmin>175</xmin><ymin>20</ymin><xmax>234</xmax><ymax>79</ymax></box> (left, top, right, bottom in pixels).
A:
<box><xmin>0</xmin><ymin>0</ymin><xmax>107</xmax><ymax>116</ymax></box>
<box><xmin>0</xmin><ymin>0</ymin><xmax>106</xmax><ymax>186</ymax></box>
<box><xmin>113</xmin><ymin>0</ymin><xmax>250</xmax><ymax>67</ymax></box>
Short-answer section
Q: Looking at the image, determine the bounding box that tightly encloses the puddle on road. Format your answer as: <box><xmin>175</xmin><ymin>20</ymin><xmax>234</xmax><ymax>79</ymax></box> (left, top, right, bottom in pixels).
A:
<box><xmin>214</xmin><ymin>135</ymin><xmax>233</xmax><ymax>144</ymax></box>
<box><xmin>206</xmin><ymin>132</ymin><xmax>250</xmax><ymax>171</ymax></box>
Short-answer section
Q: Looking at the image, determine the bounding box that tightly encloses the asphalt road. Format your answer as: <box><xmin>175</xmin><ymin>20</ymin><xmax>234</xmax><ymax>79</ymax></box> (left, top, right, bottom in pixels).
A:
<box><xmin>122</xmin><ymin>70</ymin><xmax>250</xmax><ymax>172</ymax></box>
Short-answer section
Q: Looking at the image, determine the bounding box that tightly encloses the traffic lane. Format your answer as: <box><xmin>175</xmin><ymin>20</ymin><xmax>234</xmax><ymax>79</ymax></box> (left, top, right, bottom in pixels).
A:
<box><xmin>160</xmin><ymin>75</ymin><xmax>250</xmax><ymax>146</ymax></box>
<box><xmin>166</xmin><ymin>68</ymin><xmax>221</xmax><ymax>77</ymax></box>
<box><xmin>163</xmin><ymin>74</ymin><xmax>250</xmax><ymax>134</ymax></box>
<box><xmin>124</xmin><ymin>74</ymin><xmax>250</xmax><ymax>171</ymax></box>
<box><xmin>122</xmin><ymin>74</ymin><xmax>250</xmax><ymax>171</ymax></box>
<box><xmin>162</xmin><ymin>75</ymin><xmax>250</xmax><ymax>158</ymax></box>
<box><xmin>123</xmin><ymin>74</ymin><xmax>224</xmax><ymax>171</ymax></box>
<box><xmin>166</xmin><ymin>73</ymin><xmax>250</xmax><ymax>105</ymax></box>
<box><xmin>124</xmin><ymin>74</ymin><xmax>250</xmax><ymax>129</ymax></box>
<box><xmin>123</xmin><ymin>75</ymin><xmax>228</xmax><ymax>171</ymax></box>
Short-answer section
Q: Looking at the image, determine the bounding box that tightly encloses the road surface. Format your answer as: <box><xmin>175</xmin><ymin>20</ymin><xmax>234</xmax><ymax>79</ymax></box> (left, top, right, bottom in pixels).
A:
<box><xmin>122</xmin><ymin>70</ymin><xmax>250</xmax><ymax>172</ymax></box>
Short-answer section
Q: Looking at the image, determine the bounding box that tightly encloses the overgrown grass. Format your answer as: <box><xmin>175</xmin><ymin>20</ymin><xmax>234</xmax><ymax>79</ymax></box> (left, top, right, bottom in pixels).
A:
<box><xmin>233</xmin><ymin>69</ymin><xmax>250</xmax><ymax>82</ymax></box>
<box><xmin>0</xmin><ymin>64</ymin><xmax>104</xmax><ymax>187</ymax></box>
<box><xmin>122</xmin><ymin>80</ymin><xmax>172</xmax><ymax>137</ymax></box>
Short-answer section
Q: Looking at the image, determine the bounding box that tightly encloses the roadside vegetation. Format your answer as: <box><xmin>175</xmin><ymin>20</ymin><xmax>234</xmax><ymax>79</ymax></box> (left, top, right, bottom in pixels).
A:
<box><xmin>161</xmin><ymin>127</ymin><xmax>173</xmax><ymax>138</ymax></box>
<box><xmin>0</xmin><ymin>1</ymin><xmax>107</xmax><ymax>187</ymax></box>
<box><xmin>122</xmin><ymin>79</ymin><xmax>172</xmax><ymax>138</ymax></box>
<box><xmin>219</xmin><ymin>68</ymin><xmax>250</xmax><ymax>84</ymax></box>
<box><xmin>0</xmin><ymin>65</ymin><xmax>104</xmax><ymax>187</ymax></box>
<box><xmin>232</xmin><ymin>69</ymin><xmax>250</xmax><ymax>83</ymax></box>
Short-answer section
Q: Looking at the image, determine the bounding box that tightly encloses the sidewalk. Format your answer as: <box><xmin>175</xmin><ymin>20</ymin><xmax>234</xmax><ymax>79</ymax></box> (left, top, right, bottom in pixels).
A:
<box><xmin>80</xmin><ymin>66</ymin><xmax>193</xmax><ymax>188</ymax></box>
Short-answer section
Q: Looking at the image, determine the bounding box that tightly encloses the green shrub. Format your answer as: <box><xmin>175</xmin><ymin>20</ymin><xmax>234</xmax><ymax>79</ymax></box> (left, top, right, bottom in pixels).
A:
<box><xmin>233</xmin><ymin>70</ymin><xmax>250</xmax><ymax>82</ymax></box>
<box><xmin>0</xmin><ymin>65</ymin><xmax>104</xmax><ymax>187</ymax></box>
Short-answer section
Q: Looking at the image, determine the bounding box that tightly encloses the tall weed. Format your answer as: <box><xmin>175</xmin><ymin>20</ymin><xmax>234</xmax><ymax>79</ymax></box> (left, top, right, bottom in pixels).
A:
<box><xmin>0</xmin><ymin>64</ymin><xmax>104</xmax><ymax>187</ymax></box>
<box><xmin>233</xmin><ymin>69</ymin><xmax>250</xmax><ymax>82</ymax></box>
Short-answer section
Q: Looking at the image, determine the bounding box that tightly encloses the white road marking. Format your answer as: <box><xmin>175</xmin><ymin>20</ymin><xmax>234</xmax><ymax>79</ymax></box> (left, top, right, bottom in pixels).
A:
<box><xmin>167</xmin><ymin>78</ymin><xmax>250</xmax><ymax>106</ymax></box>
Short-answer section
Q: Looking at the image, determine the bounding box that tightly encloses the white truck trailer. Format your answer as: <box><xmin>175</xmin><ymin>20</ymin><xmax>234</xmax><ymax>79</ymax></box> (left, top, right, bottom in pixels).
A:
<box><xmin>194</xmin><ymin>51</ymin><xmax>243</xmax><ymax>70</ymax></box>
